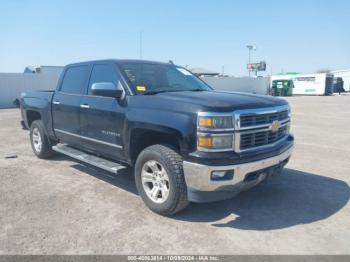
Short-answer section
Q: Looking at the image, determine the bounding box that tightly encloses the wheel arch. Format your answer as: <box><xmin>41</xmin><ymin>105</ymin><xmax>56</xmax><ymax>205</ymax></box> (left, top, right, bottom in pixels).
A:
<box><xmin>26</xmin><ymin>110</ymin><xmax>42</xmax><ymax>127</ymax></box>
<box><xmin>128</xmin><ymin>125</ymin><xmax>185</xmax><ymax>164</ymax></box>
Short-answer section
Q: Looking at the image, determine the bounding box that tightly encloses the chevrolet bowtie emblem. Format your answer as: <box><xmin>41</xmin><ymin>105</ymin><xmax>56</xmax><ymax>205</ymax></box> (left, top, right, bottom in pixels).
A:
<box><xmin>271</xmin><ymin>120</ymin><xmax>281</xmax><ymax>132</ymax></box>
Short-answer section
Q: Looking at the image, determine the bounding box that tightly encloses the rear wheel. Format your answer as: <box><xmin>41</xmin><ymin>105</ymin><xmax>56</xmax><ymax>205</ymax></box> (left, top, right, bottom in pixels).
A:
<box><xmin>135</xmin><ymin>144</ymin><xmax>189</xmax><ymax>215</ymax></box>
<box><xmin>30</xmin><ymin>120</ymin><xmax>54</xmax><ymax>159</ymax></box>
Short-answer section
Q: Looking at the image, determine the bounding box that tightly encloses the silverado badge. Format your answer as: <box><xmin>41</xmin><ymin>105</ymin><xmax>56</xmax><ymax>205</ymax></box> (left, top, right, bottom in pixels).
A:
<box><xmin>271</xmin><ymin>120</ymin><xmax>281</xmax><ymax>132</ymax></box>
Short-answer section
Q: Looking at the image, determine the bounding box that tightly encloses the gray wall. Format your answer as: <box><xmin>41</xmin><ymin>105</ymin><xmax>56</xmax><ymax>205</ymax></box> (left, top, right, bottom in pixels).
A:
<box><xmin>0</xmin><ymin>72</ymin><xmax>62</xmax><ymax>108</ymax></box>
<box><xmin>203</xmin><ymin>76</ymin><xmax>270</xmax><ymax>95</ymax></box>
<box><xmin>0</xmin><ymin>72</ymin><xmax>271</xmax><ymax>108</ymax></box>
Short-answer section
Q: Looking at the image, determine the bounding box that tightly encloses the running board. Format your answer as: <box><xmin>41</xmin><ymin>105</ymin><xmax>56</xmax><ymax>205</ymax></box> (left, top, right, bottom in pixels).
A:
<box><xmin>52</xmin><ymin>144</ymin><xmax>125</xmax><ymax>174</ymax></box>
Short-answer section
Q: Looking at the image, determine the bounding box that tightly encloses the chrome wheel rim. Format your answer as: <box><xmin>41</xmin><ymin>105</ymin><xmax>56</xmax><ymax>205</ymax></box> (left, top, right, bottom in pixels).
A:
<box><xmin>141</xmin><ymin>160</ymin><xmax>170</xmax><ymax>204</ymax></box>
<box><xmin>32</xmin><ymin>127</ymin><xmax>42</xmax><ymax>153</ymax></box>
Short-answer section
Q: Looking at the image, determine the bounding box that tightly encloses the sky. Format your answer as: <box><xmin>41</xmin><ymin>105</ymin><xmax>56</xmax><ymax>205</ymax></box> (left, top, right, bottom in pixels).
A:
<box><xmin>0</xmin><ymin>0</ymin><xmax>349</xmax><ymax>76</ymax></box>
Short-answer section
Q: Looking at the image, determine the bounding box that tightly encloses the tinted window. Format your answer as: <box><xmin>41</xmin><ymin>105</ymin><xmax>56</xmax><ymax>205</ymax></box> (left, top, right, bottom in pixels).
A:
<box><xmin>88</xmin><ymin>64</ymin><xmax>120</xmax><ymax>95</ymax></box>
<box><xmin>60</xmin><ymin>66</ymin><xmax>89</xmax><ymax>94</ymax></box>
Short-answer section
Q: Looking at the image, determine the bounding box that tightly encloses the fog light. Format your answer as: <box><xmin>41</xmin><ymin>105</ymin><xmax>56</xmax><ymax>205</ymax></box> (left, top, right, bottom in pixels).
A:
<box><xmin>211</xmin><ymin>170</ymin><xmax>234</xmax><ymax>181</ymax></box>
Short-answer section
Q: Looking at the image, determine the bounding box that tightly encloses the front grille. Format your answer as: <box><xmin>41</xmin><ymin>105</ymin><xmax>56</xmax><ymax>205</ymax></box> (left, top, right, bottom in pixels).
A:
<box><xmin>240</xmin><ymin>110</ymin><xmax>289</xmax><ymax>128</ymax></box>
<box><xmin>240</xmin><ymin>125</ymin><xmax>288</xmax><ymax>150</ymax></box>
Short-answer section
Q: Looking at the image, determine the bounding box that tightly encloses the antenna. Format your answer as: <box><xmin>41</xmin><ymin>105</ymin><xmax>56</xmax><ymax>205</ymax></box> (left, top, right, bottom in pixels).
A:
<box><xmin>139</xmin><ymin>31</ymin><xmax>143</xmax><ymax>60</ymax></box>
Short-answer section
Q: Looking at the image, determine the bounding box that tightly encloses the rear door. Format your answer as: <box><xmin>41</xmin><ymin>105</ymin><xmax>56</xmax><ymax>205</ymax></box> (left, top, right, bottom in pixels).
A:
<box><xmin>79</xmin><ymin>62</ymin><xmax>126</xmax><ymax>160</ymax></box>
<box><xmin>52</xmin><ymin>65</ymin><xmax>90</xmax><ymax>146</ymax></box>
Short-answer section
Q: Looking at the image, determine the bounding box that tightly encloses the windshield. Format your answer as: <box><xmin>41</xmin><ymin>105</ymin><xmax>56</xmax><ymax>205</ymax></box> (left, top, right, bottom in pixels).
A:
<box><xmin>119</xmin><ymin>62</ymin><xmax>213</xmax><ymax>94</ymax></box>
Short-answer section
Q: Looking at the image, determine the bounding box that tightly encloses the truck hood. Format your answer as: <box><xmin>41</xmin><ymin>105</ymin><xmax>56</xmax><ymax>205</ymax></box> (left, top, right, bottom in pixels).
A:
<box><xmin>130</xmin><ymin>90</ymin><xmax>288</xmax><ymax>113</ymax></box>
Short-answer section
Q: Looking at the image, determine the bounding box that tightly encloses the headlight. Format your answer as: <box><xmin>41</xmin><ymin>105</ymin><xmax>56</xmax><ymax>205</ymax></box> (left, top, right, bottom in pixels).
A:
<box><xmin>197</xmin><ymin>133</ymin><xmax>233</xmax><ymax>151</ymax></box>
<box><xmin>197</xmin><ymin>114</ymin><xmax>233</xmax><ymax>130</ymax></box>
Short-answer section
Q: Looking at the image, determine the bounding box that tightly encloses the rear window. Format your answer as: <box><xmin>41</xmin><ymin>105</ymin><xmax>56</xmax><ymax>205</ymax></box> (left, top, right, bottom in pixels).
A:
<box><xmin>60</xmin><ymin>66</ymin><xmax>89</xmax><ymax>94</ymax></box>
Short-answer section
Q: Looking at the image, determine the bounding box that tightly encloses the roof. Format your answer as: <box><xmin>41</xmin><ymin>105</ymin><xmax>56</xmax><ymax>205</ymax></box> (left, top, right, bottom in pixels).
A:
<box><xmin>66</xmin><ymin>59</ymin><xmax>175</xmax><ymax>67</ymax></box>
<box><xmin>23</xmin><ymin>65</ymin><xmax>64</xmax><ymax>74</ymax></box>
<box><xmin>23</xmin><ymin>66</ymin><xmax>36</xmax><ymax>73</ymax></box>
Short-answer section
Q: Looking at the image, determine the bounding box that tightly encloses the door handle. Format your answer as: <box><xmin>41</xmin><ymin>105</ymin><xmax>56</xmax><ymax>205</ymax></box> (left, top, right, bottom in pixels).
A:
<box><xmin>53</xmin><ymin>101</ymin><xmax>60</xmax><ymax>105</ymax></box>
<box><xmin>80</xmin><ymin>104</ymin><xmax>90</xmax><ymax>109</ymax></box>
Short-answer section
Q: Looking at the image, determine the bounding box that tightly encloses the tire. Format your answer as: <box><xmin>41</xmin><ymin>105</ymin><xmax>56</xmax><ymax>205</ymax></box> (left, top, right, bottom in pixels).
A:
<box><xmin>135</xmin><ymin>144</ymin><xmax>189</xmax><ymax>215</ymax></box>
<box><xmin>30</xmin><ymin>120</ymin><xmax>54</xmax><ymax>159</ymax></box>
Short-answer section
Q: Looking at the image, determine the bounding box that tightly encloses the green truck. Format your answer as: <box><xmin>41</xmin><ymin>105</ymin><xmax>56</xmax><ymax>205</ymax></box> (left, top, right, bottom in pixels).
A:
<box><xmin>271</xmin><ymin>79</ymin><xmax>294</xmax><ymax>96</ymax></box>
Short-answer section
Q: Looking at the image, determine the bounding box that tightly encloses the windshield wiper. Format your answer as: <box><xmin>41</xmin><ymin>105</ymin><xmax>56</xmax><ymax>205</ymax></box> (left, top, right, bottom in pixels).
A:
<box><xmin>142</xmin><ymin>89</ymin><xmax>169</xmax><ymax>95</ymax></box>
<box><xmin>189</xmin><ymin>88</ymin><xmax>206</xmax><ymax>92</ymax></box>
<box><xmin>141</xmin><ymin>87</ymin><xmax>206</xmax><ymax>95</ymax></box>
<box><xmin>141</xmin><ymin>86</ymin><xmax>180</xmax><ymax>95</ymax></box>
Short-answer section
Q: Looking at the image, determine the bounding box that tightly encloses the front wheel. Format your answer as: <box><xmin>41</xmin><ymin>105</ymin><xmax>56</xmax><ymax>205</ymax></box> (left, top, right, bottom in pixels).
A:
<box><xmin>134</xmin><ymin>144</ymin><xmax>189</xmax><ymax>216</ymax></box>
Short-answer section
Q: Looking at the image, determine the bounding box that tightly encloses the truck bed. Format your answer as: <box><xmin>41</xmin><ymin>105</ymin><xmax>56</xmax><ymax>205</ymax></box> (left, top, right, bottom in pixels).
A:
<box><xmin>20</xmin><ymin>90</ymin><xmax>55</xmax><ymax>130</ymax></box>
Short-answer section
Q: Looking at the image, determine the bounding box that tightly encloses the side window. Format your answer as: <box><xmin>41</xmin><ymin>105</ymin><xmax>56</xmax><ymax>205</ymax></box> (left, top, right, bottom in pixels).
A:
<box><xmin>60</xmin><ymin>66</ymin><xmax>89</xmax><ymax>94</ymax></box>
<box><xmin>88</xmin><ymin>64</ymin><xmax>120</xmax><ymax>95</ymax></box>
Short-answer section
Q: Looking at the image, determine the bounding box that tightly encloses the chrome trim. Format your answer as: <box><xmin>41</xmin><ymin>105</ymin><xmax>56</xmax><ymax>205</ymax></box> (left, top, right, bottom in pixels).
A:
<box><xmin>52</xmin><ymin>144</ymin><xmax>125</xmax><ymax>174</ymax></box>
<box><xmin>235</xmin><ymin>105</ymin><xmax>290</xmax><ymax>130</ymax></box>
<box><xmin>197</xmin><ymin>127</ymin><xmax>235</xmax><ymax>132</ymax></box>
<box><xmin>237</xmin><ymin>118</ymin><xmax>290</xmax><ymax>131</ymax></box>
<box><xmin>54</xmin><ymin>129</ymin><xmax>123</xmax><ymax>149</ymax></box>
<box><xmin>234</xmin><ymin>105</ymin><xmax>290</xmax><ymax>153</ymax></box>
<box><xmin>183</xmin><ymin>146</ymin><xmax>293</xmax><ymax>191</ymax></box>
<box><xmin>234</xmin><ymin>134</ymin><xmax>290</xmax><ymax>153</ymax></box>
<box><xmin>234</xmin><ymin>105</ymin><xmax>289</xmax><ymax>116</ymax></box>
<box><xmin>196</xmin><ymin>105</ymin><xmax>291</xmax><ymax>153</ymax></box>
<box><xmin>80</xmin><ymin>104</ymin><xmax>90</xmax><ymax>109</ymax></box>
<box><xmin>238</xmin><ymin>121</ymin><xmax>290</xmax><ymax>135</ymax></box>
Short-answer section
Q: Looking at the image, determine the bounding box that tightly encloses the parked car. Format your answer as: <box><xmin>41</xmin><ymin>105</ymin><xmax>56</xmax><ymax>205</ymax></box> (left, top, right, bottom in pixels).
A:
<box><xmin>20</xmin><ymin>59</ymin><xmax>294</xmax><ymax>215</ymax></box>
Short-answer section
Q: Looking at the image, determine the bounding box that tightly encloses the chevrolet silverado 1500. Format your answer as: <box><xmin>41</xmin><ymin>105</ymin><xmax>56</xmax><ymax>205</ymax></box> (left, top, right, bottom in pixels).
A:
<box><xmin>20</xmin><ymin>59</ymin><xmax>294</xmax><ymax>215</ymax></box>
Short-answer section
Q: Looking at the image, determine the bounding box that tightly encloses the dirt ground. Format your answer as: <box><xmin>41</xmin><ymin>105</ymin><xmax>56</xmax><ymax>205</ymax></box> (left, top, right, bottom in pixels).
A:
<box><xmin>0</xmin><ymin>95</ymin><xmax>349</xmax><ymax>254</ymax></box>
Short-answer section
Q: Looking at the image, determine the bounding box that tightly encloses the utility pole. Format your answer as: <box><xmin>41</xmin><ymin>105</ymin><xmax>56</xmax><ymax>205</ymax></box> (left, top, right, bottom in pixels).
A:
<box><xmin>246</xmin><ymin>45</ymin><xmax>256</xmax><ymax>77</ymax></box>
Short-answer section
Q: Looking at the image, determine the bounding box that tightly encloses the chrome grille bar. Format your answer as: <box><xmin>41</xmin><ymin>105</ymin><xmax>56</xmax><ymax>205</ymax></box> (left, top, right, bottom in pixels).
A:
<box><xmin>233</xmin><ymin>105</ymin><xmax>291</xmax><ymax>152</ymax></box>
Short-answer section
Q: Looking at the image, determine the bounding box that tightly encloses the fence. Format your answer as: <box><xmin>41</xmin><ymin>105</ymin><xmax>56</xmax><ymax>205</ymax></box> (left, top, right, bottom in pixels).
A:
<box><xmin>202</xmin><ymin>76</ymin><xmax>270</xmax><ymax>95</ymax></box>
<box><xmin>0</xmin><ymin>73</ymin><xmax>270</xmax><ymax>108</ymax></box>
<box><xmin>0</xmin><ymin>73</ymin><xmax>61</xmax><ymax>108</ymax></box>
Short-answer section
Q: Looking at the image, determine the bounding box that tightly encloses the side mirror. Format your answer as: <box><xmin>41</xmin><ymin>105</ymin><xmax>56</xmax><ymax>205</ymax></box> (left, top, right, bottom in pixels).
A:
<box><xmin>91</xmin><ymin>82</ymin><xmax>125</xmax><ymax>99</ymax></box>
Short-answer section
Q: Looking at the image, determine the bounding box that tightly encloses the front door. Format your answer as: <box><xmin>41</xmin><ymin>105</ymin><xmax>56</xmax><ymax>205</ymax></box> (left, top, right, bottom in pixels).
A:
<box><xmin>79</xmin><ymin>62</ymin><xmax>126</xmax><ymax>161</ymax></box>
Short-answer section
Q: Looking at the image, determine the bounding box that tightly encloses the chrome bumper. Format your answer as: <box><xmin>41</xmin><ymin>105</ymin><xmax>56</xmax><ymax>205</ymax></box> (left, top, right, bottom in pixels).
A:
<box><xmin>183</xmin><ymin>147</ymin><xmax>293</xmax><ymax>192</ymax></box>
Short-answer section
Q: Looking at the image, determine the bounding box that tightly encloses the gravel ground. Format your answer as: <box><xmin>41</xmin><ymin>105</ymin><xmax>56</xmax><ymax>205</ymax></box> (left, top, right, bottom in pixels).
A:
<box><xmin>0</xmin><ymin>95</ymin><xmax>349</xmax><ymax>254</ymax></box>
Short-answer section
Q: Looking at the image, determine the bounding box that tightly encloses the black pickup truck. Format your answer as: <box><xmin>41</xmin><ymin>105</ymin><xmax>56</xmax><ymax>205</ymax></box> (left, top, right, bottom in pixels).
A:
<box><xmin>20</xmin><ymin>59</ymin><xmax>294</xmax><ymax>215</ymax></box>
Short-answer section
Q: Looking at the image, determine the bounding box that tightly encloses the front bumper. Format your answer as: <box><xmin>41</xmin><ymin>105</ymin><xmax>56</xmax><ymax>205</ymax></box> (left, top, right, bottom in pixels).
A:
<box><xmin>183</xmin><ymin>146</ymin><xmax>293</xmax><ymax>202</ymax></box>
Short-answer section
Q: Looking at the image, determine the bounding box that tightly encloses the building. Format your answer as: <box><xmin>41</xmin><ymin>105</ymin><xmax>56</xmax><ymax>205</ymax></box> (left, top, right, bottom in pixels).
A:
<box><xmin>24</xmin><ymin>65</ymin><xmax>64</xmax><ymax>75</ymax></box>
<box><xmin>189</xmin><ymin>67</ymin><xmax>220</xmax><ymax>77</ymax></box>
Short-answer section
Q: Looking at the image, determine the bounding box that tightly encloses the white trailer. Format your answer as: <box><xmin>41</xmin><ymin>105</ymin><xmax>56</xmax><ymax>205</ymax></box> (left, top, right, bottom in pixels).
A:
<box><xmin>270</xmin><ymin>73</ymin><xmax>333</xmax><ymax>95</ymax></box>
